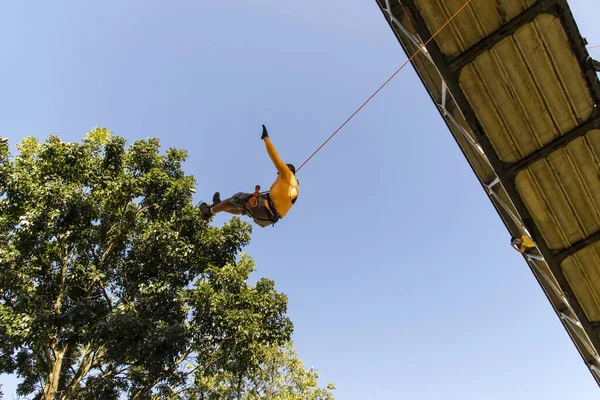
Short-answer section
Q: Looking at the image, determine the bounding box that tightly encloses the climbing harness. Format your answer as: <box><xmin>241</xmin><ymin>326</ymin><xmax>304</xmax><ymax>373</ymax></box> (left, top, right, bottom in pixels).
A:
<box><xmin>295</xmin><ymin>0</ymin><xmax>474</xmax><ymax>173</ymax></box>
<box><xmin>244</xmin><ymin>185</ymin><xmax>280</xmax><ymax>227</ymax></box>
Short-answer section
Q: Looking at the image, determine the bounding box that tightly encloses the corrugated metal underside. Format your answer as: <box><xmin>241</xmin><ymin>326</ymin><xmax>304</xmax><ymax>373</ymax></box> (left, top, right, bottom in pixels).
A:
<box><xmin>375</xmin><ymin>0</ymin><xmax>600</xmax><ymax>384</ymax></box>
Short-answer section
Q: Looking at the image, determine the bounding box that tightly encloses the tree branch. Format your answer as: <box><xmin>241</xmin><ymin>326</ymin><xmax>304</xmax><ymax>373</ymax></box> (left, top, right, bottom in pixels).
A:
<box><xmin>96</xmin><ymin>204</ymin><xmax>148</xmax><ymax>309</ymax></box>
<box><xmin>55</xmin><ymin>253</ymin><xmax>69</xmax><ymax>315</ymax></box>
<box><xmin>97</xmin><ymin>279</ymin><xmax>113</xmax><ymax>310</ymax></box>
<box><xmin>44</xmin><ymin>348</ymin><xmax>53</xmax><ymax>374</ymax></box>
<box><xmin>63</xmin><ymin>345</ymin><xmax>96</xmax><ymax>398</ymax></box>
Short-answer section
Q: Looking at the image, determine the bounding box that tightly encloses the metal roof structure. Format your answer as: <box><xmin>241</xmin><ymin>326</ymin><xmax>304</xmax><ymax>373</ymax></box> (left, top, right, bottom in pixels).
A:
<box><xmin>374</xmin><ymin>0</ymin><xmax>600</xmax><ymax>385</ymax></box>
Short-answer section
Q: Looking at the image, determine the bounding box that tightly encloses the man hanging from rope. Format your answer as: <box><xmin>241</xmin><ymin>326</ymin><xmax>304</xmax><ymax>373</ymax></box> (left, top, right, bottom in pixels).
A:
<box><xmin>200</xmin><ymin>125</ymin><xmax>299</xmax><ymax>227</ymax></box>
<box><xmin>510</xmin><ymin>235</ymin><xmax>536</xmax><ymax>255</ymax></box>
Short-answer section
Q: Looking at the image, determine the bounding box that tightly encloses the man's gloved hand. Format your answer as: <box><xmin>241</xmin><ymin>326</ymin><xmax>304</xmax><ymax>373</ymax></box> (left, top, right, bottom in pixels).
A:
<box><xmin>261</xmin><ymin>124</ymin><xmax>269</xmax><ymax>140</ymax></box>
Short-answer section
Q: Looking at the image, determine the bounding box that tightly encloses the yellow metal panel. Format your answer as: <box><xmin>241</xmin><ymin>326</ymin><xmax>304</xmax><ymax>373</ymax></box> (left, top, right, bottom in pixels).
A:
<box><xmin>563</xmin><ymin>244</ymin><xmax>600</xmax><ymax>322</ymax></box>
<box><xmin>458</xmin><ymin>14</ymin><xmax>593</xmax><ymax>162</ymax></box>
<box><xmin>516</xmin><ymin>130</ymin><xmax>600</xmax><ymax>250</ymax></box>
<box><xmin>414</xmin><ymin>0</ymin><xmax>536</xmax><ymax>56</ymax></box>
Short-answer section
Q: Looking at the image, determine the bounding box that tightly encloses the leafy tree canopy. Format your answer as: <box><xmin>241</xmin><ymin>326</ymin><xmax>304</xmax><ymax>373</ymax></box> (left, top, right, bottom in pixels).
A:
<box><xmin>0</xmin><ymin>129</ymin><xmax>296</xmax><ymax>399</ymax></box>
<box><xmin>188</xmin><ymin>341</ymin><xmax>335</xmax><ymax>400</ymax></box>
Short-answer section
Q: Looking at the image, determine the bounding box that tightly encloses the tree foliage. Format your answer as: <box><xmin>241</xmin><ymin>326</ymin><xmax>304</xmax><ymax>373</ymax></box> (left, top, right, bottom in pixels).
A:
<box><xmin>187</xmin><ymin>342</ymin><xmax>336</xmax><ymax>400</ymax></box>
<box><xmin>0</xmin><ymin>129</ymin><xmax>294</xmax><ymax>399</ymax></box>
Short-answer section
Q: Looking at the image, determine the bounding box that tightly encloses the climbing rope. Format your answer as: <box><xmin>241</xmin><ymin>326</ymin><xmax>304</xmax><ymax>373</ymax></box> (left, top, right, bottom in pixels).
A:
<box><xmin>296</xmin><ymin>0</ymin><xmax>474</xmax><ymax>172</ymax></box>
<box><xmin>249</xmin><ymin>185</ymin><xmax>261</xmax><ymax>207</ymax></box>
<box><xmin>589</xmin><ymin>44</ymin><xmax>600</xmax><ymax>49</ymax></box>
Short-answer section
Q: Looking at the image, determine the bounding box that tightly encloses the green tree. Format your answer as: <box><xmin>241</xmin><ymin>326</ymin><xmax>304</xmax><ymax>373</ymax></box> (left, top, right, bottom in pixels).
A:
<box><xmin>187</xmin><ymin>342</ymin><xmax>335</xmax><ymax>400</ymax></box>
<box><xmin>0</xmin><ymin>129</ymin><xmax>293</xmax><ymax>399</ymax></box>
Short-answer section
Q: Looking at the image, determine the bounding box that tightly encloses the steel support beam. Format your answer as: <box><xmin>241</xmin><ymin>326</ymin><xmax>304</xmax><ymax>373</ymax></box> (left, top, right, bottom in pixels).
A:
<box><xmin>556</xmin><ymin>0</ymin><xmax>600</xmax><ymax>106</ymax></box>
<box><xmin>591</xmin><ymin>58</ymin><xmax>600</xmax><ymax>73</ymax></box>
<box><xmin>400</xmin><ymin>0</ymin><xmax>600</xmax><ymax>365</ymax></box>
<box><xmin>556</xmin><ymin>229</ymin><xmax>600</xmax><ymax>263</ymax></box>
<box><xmin>449</xmin><ymin>0</ymin><xmax>560</xmax><ymax>72</ymax></box>
<box><xmin>506</xmin><ymin>113</ymin><xmax>600</xmax><ymax>174</ymax></box>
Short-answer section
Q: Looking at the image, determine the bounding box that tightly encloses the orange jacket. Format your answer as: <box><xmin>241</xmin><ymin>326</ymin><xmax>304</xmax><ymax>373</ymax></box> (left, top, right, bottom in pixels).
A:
<box><xmin>263</xmin><ymin>137</ymin><xmax>299</xmax><ymax>218</ymax></box>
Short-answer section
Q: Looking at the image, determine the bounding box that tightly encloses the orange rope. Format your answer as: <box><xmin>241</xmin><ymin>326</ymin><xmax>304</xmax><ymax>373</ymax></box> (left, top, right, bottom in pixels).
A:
<box><xmin>296</xmin><ymin>0</ymin><xmax>473</xmax><ymax>172</ymax></box>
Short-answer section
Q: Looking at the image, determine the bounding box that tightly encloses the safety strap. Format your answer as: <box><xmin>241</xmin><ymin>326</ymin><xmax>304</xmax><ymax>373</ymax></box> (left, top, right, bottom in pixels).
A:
<box><xmin>247</xmin><ymin>185</ymin><xmax>280</xmax><ymax>227</ymax></box>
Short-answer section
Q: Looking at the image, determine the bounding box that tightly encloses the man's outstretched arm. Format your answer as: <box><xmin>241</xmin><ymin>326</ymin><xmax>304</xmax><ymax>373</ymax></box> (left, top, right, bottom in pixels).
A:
<box><xmin>261</xmin><ymin>125</ymin><xmax>291</xmax><ymax>177</ymax></box>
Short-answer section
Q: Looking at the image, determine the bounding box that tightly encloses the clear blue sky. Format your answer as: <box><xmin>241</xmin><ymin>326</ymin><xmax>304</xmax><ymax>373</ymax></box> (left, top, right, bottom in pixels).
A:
<box><xmin>1</xmin><ymin>1</ymin><xmax>600</xmax><ymax>398</ymax></box>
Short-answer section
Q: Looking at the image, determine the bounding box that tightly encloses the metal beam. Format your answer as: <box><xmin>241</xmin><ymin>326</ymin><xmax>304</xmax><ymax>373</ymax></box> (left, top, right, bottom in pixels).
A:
<box><xmin>400</xmin><ymin>0</ymin><xmax>600</xmax><ymax>369</ymax></box>
<box><xmin>591</xmin><ymin>58</ymin><xmax>600</xmax><ymax>73</ymax></box>
<box><xmin>506</xmin><ymin>113</ymin><xmax>600</xmax><ymax>174</ymax></box>
<box><xmin>556</xmin><ymin>229</ymin><xmax>600</xmax><ymax>263</ymax></box>
<box><xmin>449</xmin><ymin>0</ymin><xmax>560</xmax><ymax>72</ymax></box>
<box><xmin>384</xmin><ymin>0</ymin><xmax>404</xmax><ymax>17</ymax></box>
<box><xmin>556</xmin><ymin>0</ymin><xmax>600</xmax><ymax>106</ymax></box>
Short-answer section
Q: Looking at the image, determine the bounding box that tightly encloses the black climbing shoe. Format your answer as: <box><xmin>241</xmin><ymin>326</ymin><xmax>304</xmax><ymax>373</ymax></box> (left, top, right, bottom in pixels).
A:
<box><xmin>213</xmin><ymin>192</ymin><xmax>221</xmax><ymax>205</ymax></box>
<box><xmin>200</xmin><ymin>202</ymin><xmax>213</xmax><ymax>221</ymax></box>
<box><xmin>261</xmin><ymin>125</ymin><xmax>269</xmax><ymax>139</ymax></box>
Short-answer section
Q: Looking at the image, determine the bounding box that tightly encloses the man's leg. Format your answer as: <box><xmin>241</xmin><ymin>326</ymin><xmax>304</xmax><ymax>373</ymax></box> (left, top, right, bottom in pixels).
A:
<box><xmin>200</xmin><ymin>192</ymin><xmax>250</xmax><ymax>220</ymax></box>
<box><xmin>211</xmin><ymin>199</ymin><xmax>242</xmax><ymax>215</ymax></box>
